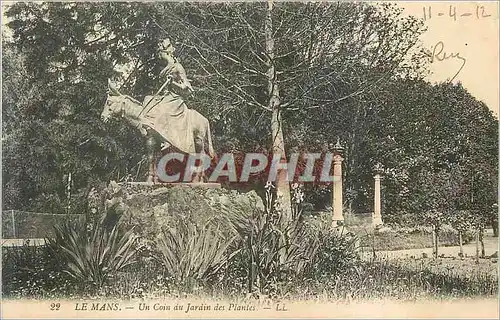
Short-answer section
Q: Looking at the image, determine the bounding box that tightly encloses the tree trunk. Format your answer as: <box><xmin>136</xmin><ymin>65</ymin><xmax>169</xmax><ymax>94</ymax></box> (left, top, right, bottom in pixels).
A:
<box><xmin>458</xmin><ymin>231</ymin><xmax>463</xmax><ymax>258</ymax></box>
<box><xmin>475</xmin><ymin>229</ymin><xmax>480</xmax><ymax>264</ymax></box>
<box><xmin>479</xmin><ymin>228</ymin><xmax>485</xmax><ymax>258</ymax></box>
<box><xmin>432</xmin><ymin>225</ymin><xmax>438</xmax><ymax>258</ymax></box>
<box><xmin>345</xmin><ymin>104</ymin><xmax>366</xmax><ymax>211</ymax></box>
<box><xmin>265</xmin><ymin>0</ymin><xmax>292</xmax><ymax>220</ymax></box>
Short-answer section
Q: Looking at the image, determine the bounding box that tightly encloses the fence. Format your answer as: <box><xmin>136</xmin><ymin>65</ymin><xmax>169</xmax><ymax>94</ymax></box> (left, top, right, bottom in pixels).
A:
<box><xmin>2</xmin><ymin>210</ymin><xmax>84</xmax><ymax>239</ymax></box>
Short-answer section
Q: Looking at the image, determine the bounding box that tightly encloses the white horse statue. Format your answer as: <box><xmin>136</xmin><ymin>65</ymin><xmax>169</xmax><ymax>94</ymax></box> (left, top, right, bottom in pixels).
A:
<box><xmin>100</xmin><ymin>88</ymin><xmax>215</xmax><ymax>183</ymax></box>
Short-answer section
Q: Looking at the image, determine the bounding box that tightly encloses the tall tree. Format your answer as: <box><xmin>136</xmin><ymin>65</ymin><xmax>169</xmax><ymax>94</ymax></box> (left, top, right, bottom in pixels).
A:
<box><xmin>265</xmin><ymin>0</ymin><xmax>292</xmax><ymax>218</ymax></box>
<box><xmin>3</xmin><ymin>2</ymin><xmax>431</xmax><ymax>216</ymax></box>
<box><xmin>367</xmin><ymin>80</ymin><xmax>498</xmax><ymax>225</ymax></box>
<box><xmin>144</xmin><ymin>1</ymin><xmax>426</xmax><ymax>215</ymax></box>
<box><xmin>3</xmin><ymin>3</ymin><xmax>156</xmax><ymax>212</ymax></box>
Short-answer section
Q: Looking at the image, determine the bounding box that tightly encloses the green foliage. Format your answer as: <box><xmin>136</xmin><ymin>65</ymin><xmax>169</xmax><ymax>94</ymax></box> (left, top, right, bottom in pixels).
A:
<box><xmin>2</xmin><ymin>2</ymin><xmax>428</xmax><ymax>213</ymax></box>
<box><xmin>3</xmin><ymin>3</ymin><xmax>150</xmax><ymax>212</ymax></box>
<box><xmin>2</xmin><ymin>2</ymin><xmax>498</xmax><ymax>301</ymax></box>
<box><xmin>155</xmin><ymin>217</ymin><xmax>239</xmax><ymax>290</ymax></box>
<box><xmin>153</xmin><ymin>2</ymin><xmax>426</xmax><ymax>151</ymax></box>
<box><xmin>221</xmin><ymin>184</ymin><xmax>360</xmax><ymax>296</ymax></box>
<box><xmin>305</xmin><ymin>217</ymin><xmax>361</xmax><ymax>281</ymax></box>
<box><xmin>45</xmin><ymin>219</ymin><xmax>138</xmax><ymax>289</ymax></box>
<box><xmin>222</xmin><ymin>184</ymin><xmax>318</xmax><ymax>294</ymax></box>
<box><xmin>313</xmin><ymin>259</ymin><xmax>497</xmax><ymax>300</ymax></box>
<box><xmin>2</xmin><ymin>242</ymin><xmax>74</xmax><ymax>298</ymax></box>
<box><xmin>3</xmin><ymin>2</ymin><xmax>497</xmax><ymax>228</ymax></box>
<box><xmin>366</xmin><ymin>81</ymin><xmax>498</xmax><ymax>226</ymax></box>
<box><xmin>4</xmin><ymin>242</ymin><xmax>496</xmax><ymax>300</ymax></box>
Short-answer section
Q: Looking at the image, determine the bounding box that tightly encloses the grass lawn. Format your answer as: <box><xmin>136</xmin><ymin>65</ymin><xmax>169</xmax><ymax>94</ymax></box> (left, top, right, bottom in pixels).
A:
<box><xmin>3</xmin><ymin>243</ymin><xmax>497</xmax><ymax>301</ymax></box>
<box><xmin>3</xmin><ymin>212</ymin><xmax>497</xmax><ymax>302</ymax></box>
<box><xmin>385</xmin><ymin>256</ymin><xmax>498</xmax><ymax>277</ymax></box>
<box><xmin>353</xmin><ymin>227</ymin><xmax>461</xmax><ymax>251</ymax></box>
<box><xmin>338</xmin><ymin>212</ymin><xmax>471</xmax><ymax>251</ymax></box>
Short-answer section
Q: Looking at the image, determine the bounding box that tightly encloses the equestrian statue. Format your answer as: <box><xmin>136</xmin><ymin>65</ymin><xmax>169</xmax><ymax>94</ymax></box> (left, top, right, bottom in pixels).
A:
<box><xmin>100</xmin><ymin>38</ymin><xmax>215</xmax><ymax>183</ymax></box>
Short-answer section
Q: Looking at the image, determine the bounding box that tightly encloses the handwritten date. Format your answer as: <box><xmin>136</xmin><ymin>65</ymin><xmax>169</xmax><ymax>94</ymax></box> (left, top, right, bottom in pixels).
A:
<box><xmin>423</xmin><ymin>5</ymin><xmax>491</xmax><ymax>21</ymax></box>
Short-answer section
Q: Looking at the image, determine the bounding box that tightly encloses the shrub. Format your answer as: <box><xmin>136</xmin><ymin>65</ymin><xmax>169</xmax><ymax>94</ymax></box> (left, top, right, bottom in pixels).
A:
<box><xmin>154</xmin><ymin>217</ymin><xmax>239</xmax><ymax>291</ymax></box>
<box><xmin>220</xmin><ymin>183</ymin><xmax>314</xmax><ymax>295</ymax></box>
<box><xmin>45</xmin><ymin>219</ymin><xmax>139</xmax><ymax>290</ymax></box>
<box><xmin>2</xmin><ymin>241</ymin><xmax>74</xmax><ymax>297</ymax></box>
<box><xmin>305</xmin><ymin>214</ymin><xmax>361</xmax><ymax>280</ymax></box>
<box><xmin>239</xmin><ymin>208</ymin><xmax>318</xmax><ymax>295</ymax></box>
<box><xmin>222</xmin><ymin>183</ymin><xmax>359</xmax><ymax>296</ymax></box>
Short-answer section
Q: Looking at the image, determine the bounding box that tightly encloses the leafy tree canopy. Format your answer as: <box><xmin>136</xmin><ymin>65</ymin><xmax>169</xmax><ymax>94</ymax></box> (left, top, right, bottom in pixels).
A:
<box><xmin>2</xmin><ymin>1</ymin><xmax>496</xmax><ymax>228</ymax></box>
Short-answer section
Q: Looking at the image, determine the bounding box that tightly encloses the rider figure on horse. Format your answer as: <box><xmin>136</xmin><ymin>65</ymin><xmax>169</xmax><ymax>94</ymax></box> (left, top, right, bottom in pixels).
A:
<box><xmin>149</xmin><ymin>38</ymin><xmax>196</xmax><ymax>152</ymax></box>
<box><xmin>108</xmin><ymin>38</ymin><xmax>193</xmax><ymax>99</ymax></box>
<box><xmin>105</xmin><ymin>39</ymin><xmax>198</xmax><ymax>153</ymax></box>
<box><xmin>157</xmin><ymin>38</ymin><xmax>194</xmax><ymax>98</ymax></box>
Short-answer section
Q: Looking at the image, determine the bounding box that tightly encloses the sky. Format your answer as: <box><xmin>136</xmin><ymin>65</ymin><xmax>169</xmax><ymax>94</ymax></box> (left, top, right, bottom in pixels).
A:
<box><xmin>2</xmin><ymin>1</ymin><xmax>499</xmax><ymax>115</ymax></box>
<box><xmin>398</xmin><ymin>1</ymin><xmax>499</xmax><ymax>116</ymax></box>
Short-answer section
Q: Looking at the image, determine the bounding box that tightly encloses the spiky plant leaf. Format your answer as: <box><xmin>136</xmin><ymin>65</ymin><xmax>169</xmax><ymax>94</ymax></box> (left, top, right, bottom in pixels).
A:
<box><xmin>45</xmin><ymin>219</ymin><xmax>138</xmax><ymax>288</ymax></box>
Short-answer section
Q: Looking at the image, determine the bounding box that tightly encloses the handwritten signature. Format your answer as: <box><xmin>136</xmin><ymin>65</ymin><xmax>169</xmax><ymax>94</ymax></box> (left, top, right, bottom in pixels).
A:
<box><xmin>426</xmin><ymin>41</ymin><xmax>467</xmax><ymax>82</ymax></box>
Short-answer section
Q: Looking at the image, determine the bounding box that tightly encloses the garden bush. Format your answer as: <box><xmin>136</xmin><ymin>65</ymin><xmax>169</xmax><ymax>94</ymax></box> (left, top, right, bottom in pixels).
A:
<box><xmin>154</xmin><ymin>216</ymin><xmax>239</xmax><ymax>291</ymax></box>
<box><xmin>305</xmin><ymin>214</ymin><xmax>361</xmax><ymax>280</ymax></box>
<box><xmin>218</xmin><ymin>184</ymin><xmax>360</xmax><ymax>297</ymax></box>
<box><xmin>2</xmin><ymin>241</ymin><xmax>74</xmax><ymax>298</ymax></box>
<box><xmin>44</xmin><ymin>218</ymin><xmax>139</xmax><ymax>291</ymax></box>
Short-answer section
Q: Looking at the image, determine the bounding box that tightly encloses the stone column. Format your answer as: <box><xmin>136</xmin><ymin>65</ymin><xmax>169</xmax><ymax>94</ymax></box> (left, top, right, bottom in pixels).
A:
<box><xmin>373</xmin><ymin>164</ymin><xmax>383</xmax><ymax>227</ymax></box>
<box><xmin>332</xmin><ymin>139</ymin><xmax>344</xmax><ymax>228</ymax></box>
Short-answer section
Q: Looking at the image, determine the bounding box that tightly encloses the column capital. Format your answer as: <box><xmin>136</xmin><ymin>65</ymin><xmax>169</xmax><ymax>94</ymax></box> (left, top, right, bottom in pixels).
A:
<box><xmin>373</xmin><ymin>162</ymin><xmax>384</xmax><ymax>175</ymax></box>
<box><xmin>330</xmin><ymin>137</ymin><xmax>344</xmax><ymax>155</ymax></box>
<box><xmin>333</xmin><ymin>153</ymin><xmax>344</xmax><ymax>164</ymax></box>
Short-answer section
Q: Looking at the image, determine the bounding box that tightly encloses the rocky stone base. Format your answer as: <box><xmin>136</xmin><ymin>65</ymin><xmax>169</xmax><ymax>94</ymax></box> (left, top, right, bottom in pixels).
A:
<box><xmin>101</xmin><ymin>181</ymin><xmax>264</xmax><ymax>241</ymax></box>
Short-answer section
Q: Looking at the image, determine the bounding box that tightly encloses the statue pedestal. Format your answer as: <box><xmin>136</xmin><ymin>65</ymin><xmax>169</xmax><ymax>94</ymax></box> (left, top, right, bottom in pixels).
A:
<box><xmin>101</xmin><ymin>181</ymin><xmax>263</xmax><ymax>242</ymax></box>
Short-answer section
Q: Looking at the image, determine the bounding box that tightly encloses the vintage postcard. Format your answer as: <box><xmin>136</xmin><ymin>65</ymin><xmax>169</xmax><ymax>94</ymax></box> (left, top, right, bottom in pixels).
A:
<box><xmin>1</xmin><ymin>1</ymin><xmax>498</xmax><ymax>319</ymax></box>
